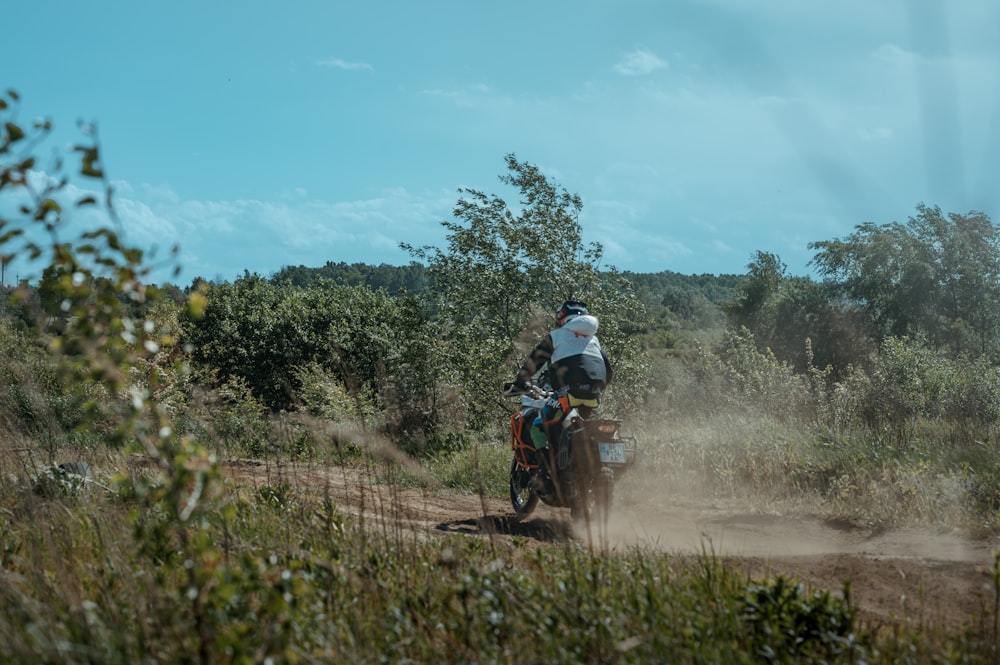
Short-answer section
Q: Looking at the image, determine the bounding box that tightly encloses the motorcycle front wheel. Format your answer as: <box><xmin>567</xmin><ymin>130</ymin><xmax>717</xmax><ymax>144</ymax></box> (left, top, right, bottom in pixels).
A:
<box><xmin>509</xmin><ymin>458</ymin><xmax>539</xmax><ymax>520</ymax></box>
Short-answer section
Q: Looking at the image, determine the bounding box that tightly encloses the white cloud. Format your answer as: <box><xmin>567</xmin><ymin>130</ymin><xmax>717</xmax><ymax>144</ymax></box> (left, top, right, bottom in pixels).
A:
<box><xmin>315</xmin><ymin>57</ymin><xmax>373</xmax><ymax>71</ymax></box>
<box><xmin>614</xmin><ymin>49</ymin><xmax>667</xmax><ymax>77</ymax></box>
<box><xmin>858</xmin><ymin>127</ymin><xmax>894</xmax><ymax>141</ymax></box>
<box><xmin>871</xmin><ymin>43</ymin><xmax>921</xmax><ymax>67</ymax></box>
<box><xmin>418</xmin><ymin>83</ymin><xmax>493</xmax><ymax>108</ymax></box>
<box><xmin>584</xmin><ymin>201</ymin><xmax>694</xmax><ymax>270</ymax></box>
<box><xmin>103</xmin><ymin>183</ymin><xmax>455</xmax><ymax>283</ymax></box>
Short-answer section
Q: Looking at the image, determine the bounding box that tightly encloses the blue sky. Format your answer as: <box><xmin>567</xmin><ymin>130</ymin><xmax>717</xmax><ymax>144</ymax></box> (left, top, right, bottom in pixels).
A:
<box><xmin>3</xmin><ymin>1</ymin><xmax>999</xmax><ymax>286</ymax></box>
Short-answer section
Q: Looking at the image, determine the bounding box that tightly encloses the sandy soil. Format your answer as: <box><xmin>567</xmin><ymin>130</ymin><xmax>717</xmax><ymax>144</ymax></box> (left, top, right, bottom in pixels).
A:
<box><xmin>220</xmin><ymin>459</ymin><xmax>999</xmax><ymax>633</ymax></box>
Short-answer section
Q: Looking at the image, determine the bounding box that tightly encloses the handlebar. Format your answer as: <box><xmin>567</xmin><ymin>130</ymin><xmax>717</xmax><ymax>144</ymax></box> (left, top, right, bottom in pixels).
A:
<box><xmin>502</xmin><ymin>382</ymin><xmax>549</xmax><ymax>399</ymax></box>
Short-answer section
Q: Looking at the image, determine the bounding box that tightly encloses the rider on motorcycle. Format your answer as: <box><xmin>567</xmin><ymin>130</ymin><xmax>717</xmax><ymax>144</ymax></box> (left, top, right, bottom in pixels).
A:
<box><xmin>513</xmin><ymin>300</ymin><xmax>613</xmax><ymax>477</ymax></box>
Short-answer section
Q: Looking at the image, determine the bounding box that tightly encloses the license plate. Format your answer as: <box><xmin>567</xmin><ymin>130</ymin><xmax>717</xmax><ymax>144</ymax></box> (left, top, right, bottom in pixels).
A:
<box><xmin>599</xmin><ymin>442</ymin><xmax>627</xmax><ymax>464</ymax></box>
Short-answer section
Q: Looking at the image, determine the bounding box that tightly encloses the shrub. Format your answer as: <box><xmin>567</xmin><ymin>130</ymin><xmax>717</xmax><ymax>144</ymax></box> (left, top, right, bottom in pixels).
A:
<box><xmin>741</xmin><ymin>576</ymin><xmax>859</xmax><ymax>661</ymax></box>
<box><xmin>295</xmin><ymin>362</ymin><xmax>376</xmax><ymax>425</ymax></box>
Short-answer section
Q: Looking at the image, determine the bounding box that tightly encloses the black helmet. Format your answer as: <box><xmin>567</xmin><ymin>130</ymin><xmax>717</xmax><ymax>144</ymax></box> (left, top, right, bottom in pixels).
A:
<box><xmin>555</xmin><ymin>300</ymin><xmax>588</xmax><ymax>327</ymax></box>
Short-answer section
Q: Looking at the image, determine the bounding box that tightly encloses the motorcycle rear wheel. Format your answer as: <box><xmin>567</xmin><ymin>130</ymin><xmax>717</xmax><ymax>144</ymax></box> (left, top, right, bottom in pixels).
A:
<box><xmin>509</xmin><ymin>458</ymin><xmax>539</xmax><ymax>520</ymax></box>
<box><xmin>570</xmin><ymin>467</ymin><xmax>615</xmax><ymax>529</ymax></box>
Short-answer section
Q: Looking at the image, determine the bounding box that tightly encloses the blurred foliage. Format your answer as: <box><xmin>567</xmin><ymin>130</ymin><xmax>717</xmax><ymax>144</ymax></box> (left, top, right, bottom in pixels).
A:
<box><xmin>2</xmin><ymin>87</ymin><xmax>227</xmax><ymax>661</ymax></box>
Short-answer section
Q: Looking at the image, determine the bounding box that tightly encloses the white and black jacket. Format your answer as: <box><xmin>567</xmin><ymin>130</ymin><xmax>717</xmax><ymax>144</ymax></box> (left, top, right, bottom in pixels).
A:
<box><xmin>516</xmin><ymin>314</ymin><xmax>612</xmax><ymax>399</ymax></box>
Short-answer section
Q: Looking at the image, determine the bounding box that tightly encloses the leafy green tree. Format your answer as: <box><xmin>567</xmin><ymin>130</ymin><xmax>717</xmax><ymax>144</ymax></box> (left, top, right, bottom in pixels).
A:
<box><xmin>404</xmin><ymin>153</ymin><xmax>648</xmax><ymax>424</ymax></box>
<box><xmin>724</xmin><ymin>251</ymin><xmax>787</xmax><ymax>336</ymax></box>
<box><xmin>625</xmin><ymin>270</ymin><xmax>741</xmax><ymax>309</ymax></box>
<box><xmin>182</xmin><ymin>275</ymin><xmax>452</xmax><ymax>447</ymax></box>
<box><xmin>182</xmin><ymin>274</ymin><xmax>307</xmax><ymax>410</ymax></box>
<box><xmin>723</xmin><ymin>252</ymin><xmax>874</xmax><ymax>376</ymax></box>
<box><xmin>810</xmin><ymin>204</ymin><xmax>1000</xmax><ymax>359</ymax></box>
<box><xmin>768</xmin><ymin>277</ymin><xmax>874</xmax><ymax>376</ymax></box>
<box><xmin>271</xmin><ymin>260</ymin><xmax>429</xmax><ymax>293</ymax></box>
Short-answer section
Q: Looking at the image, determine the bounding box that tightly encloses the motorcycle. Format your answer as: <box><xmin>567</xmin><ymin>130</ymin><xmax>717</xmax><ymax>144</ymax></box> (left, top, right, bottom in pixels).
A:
<box><xmin>503</xmin><ymin>381</ymin><xmax>637</xmax><ymax>527</ymax></box>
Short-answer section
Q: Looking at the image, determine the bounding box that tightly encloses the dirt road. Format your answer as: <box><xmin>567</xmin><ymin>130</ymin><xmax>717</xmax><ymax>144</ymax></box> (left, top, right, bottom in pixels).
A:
<box><xmin>223</xmin><ymin>460</ymin><xmax>998</xmax><ymax>632</ymax></box>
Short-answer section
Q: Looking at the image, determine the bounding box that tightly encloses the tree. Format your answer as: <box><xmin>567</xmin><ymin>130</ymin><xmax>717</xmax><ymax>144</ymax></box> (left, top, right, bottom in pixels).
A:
<box><xmin>404</xmin><ymin>153</ymin><xmax>648</xmax><ymax>424</ymax></box>
<box><xmin>270</xmin><ymin>260</ymin><xmax>429</xmax><ymax>293</ymax></box>
<box><xmin>724</xmin><ymin>251</ymin><xmax>787</xmax><ymax>336</ymax></box>
<box><xmin>181</xmin><ymin>275</ymin><xmax>451</xmax><ymax>446</ymax></box>
<box><xmin>721</xmin><ymin>251</ymin><xmax>875</xmax><ymax>376</ymax></box>
<box><xmin>810</xmin><ymin>204</ymin><xmax>1000</xmax><ymax>360</ymax></box>
<box><xmin>182</xmin><ymin>274</ymin><xmax>307</xmax><ymax>410</ymax></box>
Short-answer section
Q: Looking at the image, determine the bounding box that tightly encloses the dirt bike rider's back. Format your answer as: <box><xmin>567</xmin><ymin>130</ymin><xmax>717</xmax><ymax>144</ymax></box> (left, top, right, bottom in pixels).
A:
<box><xmin>512</xmin><ymin>300</ymin><xmax>613</xmax><ymax>469</ymax></box>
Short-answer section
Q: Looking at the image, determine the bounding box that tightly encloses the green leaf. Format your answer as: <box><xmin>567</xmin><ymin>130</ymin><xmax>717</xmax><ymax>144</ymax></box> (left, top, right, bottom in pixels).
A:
<box><xmin>74</xmin><ymin>145</ymin><xmax>103</xmax><ymax>178</ymax></box>
<box><xmin>5</xmin><ymin>122</ymin><xmax>24</xmax><ymax>142</ymax></box>
<box><xmin>0</xmin><ymin>228</ymin><xmax>24</xmax><ymax>244</ymax></box>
